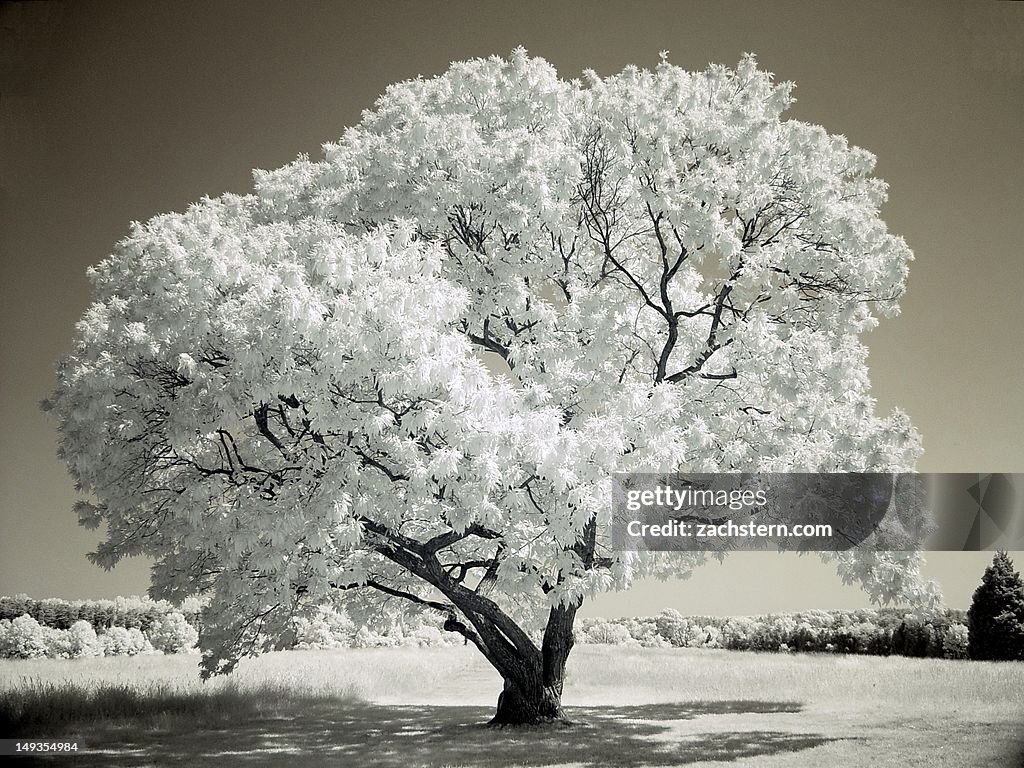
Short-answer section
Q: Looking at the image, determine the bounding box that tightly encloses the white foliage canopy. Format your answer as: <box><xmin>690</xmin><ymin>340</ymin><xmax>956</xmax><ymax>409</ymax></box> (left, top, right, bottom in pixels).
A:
<box><xmin>49</xmin><ymin>50</ymin><xmax>938</xmax><ymax>675</ymax></box>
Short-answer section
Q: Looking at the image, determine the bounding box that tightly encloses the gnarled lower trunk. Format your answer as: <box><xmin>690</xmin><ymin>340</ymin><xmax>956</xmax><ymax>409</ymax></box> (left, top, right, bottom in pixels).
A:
<box><xmin>405</xmin><ymin>524</ymin><xmax>593</xmax><ymax>726</ymax></box>
<box><xmin>491</xmin><ymin>679</ymin><xmax>567</xmax><ymax>725</ymax></box>
<box><xmin>487</xmin><ymin>602</ymin><xmax>577</xmax><ymax>726</ymax></box>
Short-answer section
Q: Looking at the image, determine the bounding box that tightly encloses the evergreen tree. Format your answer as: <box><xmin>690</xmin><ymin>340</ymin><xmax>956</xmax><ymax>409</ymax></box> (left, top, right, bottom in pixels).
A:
<box><xmin>967</xmin><ymin>551</ymin><xmax>1024</xmax><ymax>661</ymax></box>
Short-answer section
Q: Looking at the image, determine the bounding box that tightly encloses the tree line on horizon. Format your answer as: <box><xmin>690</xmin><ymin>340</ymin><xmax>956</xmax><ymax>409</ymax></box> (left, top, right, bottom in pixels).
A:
<box><xmin>0</xmin><ymin>600</ymin><xmax>998</xmax><ymax>663</ymax></box>
<box><xmin>3</xmin><ymin>552</ymin><xmax>1022</xmax><ymax>662</ymax></box>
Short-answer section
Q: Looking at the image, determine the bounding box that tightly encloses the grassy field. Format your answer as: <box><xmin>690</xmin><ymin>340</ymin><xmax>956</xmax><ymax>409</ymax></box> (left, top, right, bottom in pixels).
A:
<box><xmin>1</xmin><ymin>646</ymin><xmax>1022</xmax><ymax>767</ymax></box>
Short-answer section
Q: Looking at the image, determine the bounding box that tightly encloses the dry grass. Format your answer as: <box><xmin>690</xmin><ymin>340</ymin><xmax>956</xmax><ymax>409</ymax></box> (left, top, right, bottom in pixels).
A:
<box><xmin>1</xmin><ymin>646</ymin><xmax>1022</xmax><ymax>767</ymax></box>
<box><xmin>567</xmin><ymin>645</ymin><xmax>1024</xmax><ymax>714</ymax></box>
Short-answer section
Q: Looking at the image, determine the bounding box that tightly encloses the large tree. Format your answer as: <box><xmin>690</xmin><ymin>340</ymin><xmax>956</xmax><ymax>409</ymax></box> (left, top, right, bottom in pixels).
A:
<box><xmin>48</xmin><ymin>51</ymin><xmax>937</xmax><ymax>724</ymax></box>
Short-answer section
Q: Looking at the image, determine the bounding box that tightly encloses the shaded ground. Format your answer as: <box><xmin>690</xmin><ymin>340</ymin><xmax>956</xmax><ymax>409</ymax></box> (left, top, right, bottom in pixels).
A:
<box><xmin>21</xmin><ymin>700</ymin><xmax>836</xmax><ymax>767</ymax></box>
<box><xmin>4</xmin><ymin>647</ymin><xmax>1023</xmax><ymax>767</ymax></box>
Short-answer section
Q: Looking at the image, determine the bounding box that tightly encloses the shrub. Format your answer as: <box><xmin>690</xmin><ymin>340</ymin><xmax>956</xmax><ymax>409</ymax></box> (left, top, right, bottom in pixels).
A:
<box><xmin>721</xmin><ymin>617</ymin><xmax>758</xmax><ymax>651</ymax></box>
<box><xmin>406</xmin><ymin>625</ymin><xmax>456</xmax><ymax>647</ymax></box>
<box><xmin>968</xmin><ymin>551</ymin><xmax>1024</xmax><ymax>661</ymax></box>
<box><xmin>942</xmin><ymin>623</ymin><xmax>969</xmax><ymax>660</ymax></box>
<box><xmin>923</xmin><ymin>623</ymin><xmax>945</xmax><ymax>659</ymax></box>
<box><xmin>700</xmin><ymin>625</ymin><xmax>723</xmax><ymax>648</ymax></box>
<box><xmin>864</xmin><ymin>625</ymin><xmax>893</xmax><ymax>656</ymax></box>
<box><xmin>621</xmin><ymin>617</ymin><xmax>666</xmax><ymax>647</ymax></box>
<box><xmin>292</xmin><ymin>613</ymin><xmax>345</xmax><ymax>650</ymax></box>
<box><xmin>68</xmin><ymin>620</ymin><xmax>105</xmax><ymax>658</ymax></box>
<box><xmin>45</xmin><ymin>620</ymin><xmax>104</xmax><ymax>659</ymax></box>
<box><xmin>146</xmin><ymin>611</ymin><xmax>199</xmax><ymax>654</ymax></box>
<box><xmin>654</xmin><ymin>609</ymin><xmax>696</xmax><ymax>647</ymax></box>
<box><xmin>0</xmin><ymin>615</ymin><xmax>51</xmax><ymax>659</ymax></box>
<box><xmin>750</xmin><ymin>616</ymin><xmax>798</xmax><ymax>652</ymax></box>
<box><xmin>790</xmin><ymin>621</ymin><xmax>822</xmax><ymax>652</ymax></box>
<box><xmin>832</xmin><ymin>621</ymin><xmax>878</xmax><ymax>654</ymax></box>
<box><xmin>100</xmin><ymin>627</ymin><xmax>155</xmax><ymax>656</ymax></box>
<box><xmin>350</xmin><ymin>626</ymin><xmax>401</xmax><ymax>648</ymax></box>
<box><xmin>894</xmin><ymin>619</ymin><xmax>930</xmax><ymax>657</ymax></box>
<box><xmin>581</xmin><ymin>620</ymin><xmax>637</xmax><ymax>646</ymax></box>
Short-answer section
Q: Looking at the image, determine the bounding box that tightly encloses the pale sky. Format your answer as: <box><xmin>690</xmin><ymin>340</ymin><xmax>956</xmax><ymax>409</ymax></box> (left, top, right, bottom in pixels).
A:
<box><xmin>1</xmin><ymin>0</ymin><xmax>1021</xmax><ymax>614</ymax></box>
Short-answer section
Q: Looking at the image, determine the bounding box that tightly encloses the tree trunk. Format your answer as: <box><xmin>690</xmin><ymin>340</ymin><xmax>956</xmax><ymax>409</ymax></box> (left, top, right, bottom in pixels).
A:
<box><xmin>490</xmin><ymin>678</ymin><xmax>567</xmax><ymax>725</ymax></box>
<box><xmin>405</xmin><ymin>540</ymin><xmax>586</xmax><ymax>726</ymax></box>
<box><xmin>487</xmin><ymin>602</ymin><xmax>578</xmax><ymax>726</ymax></box>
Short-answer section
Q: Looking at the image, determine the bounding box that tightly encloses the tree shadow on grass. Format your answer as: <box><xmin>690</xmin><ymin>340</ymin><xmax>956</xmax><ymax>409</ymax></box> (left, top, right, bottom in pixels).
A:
<box><xmin>29</xmin><ymin>699</ymin><xmax>839</xmax><ymax>767</ymax></box>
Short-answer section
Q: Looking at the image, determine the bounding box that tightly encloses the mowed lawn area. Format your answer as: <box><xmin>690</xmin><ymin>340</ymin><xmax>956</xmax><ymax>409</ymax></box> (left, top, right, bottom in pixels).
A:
<box><xmin>2</xmin><ymin>645</ymin><xmax>1022</xmax><ymax>767</ymax></box>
